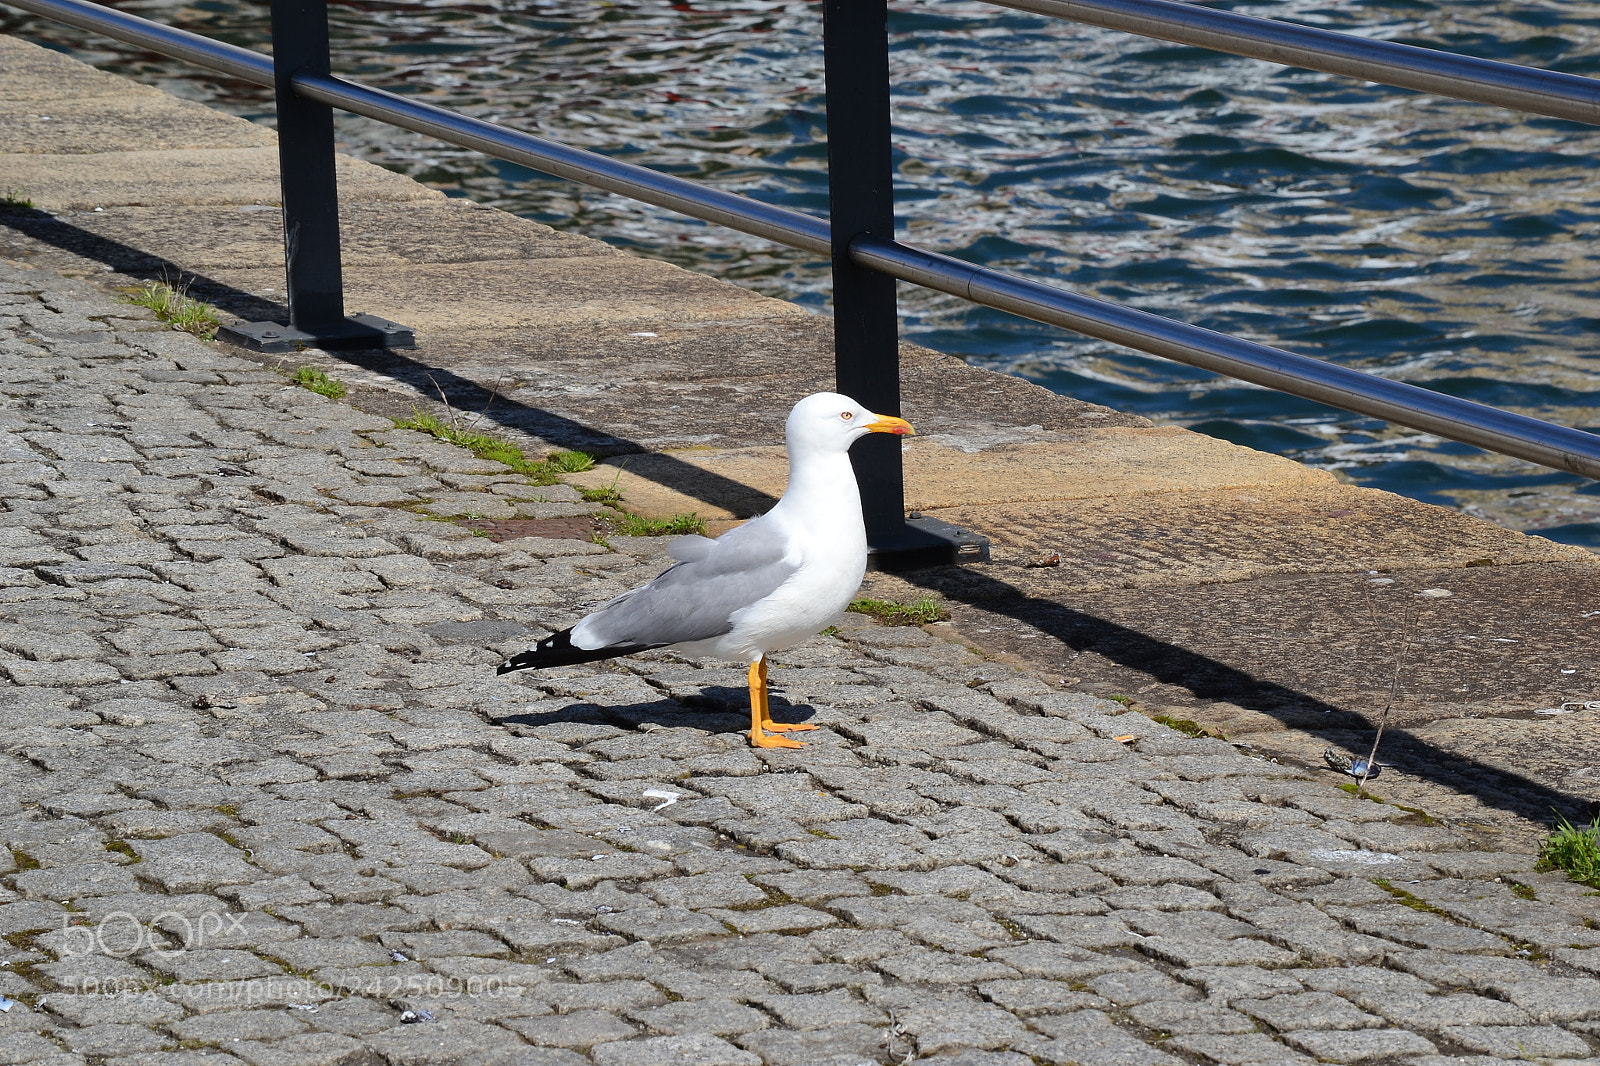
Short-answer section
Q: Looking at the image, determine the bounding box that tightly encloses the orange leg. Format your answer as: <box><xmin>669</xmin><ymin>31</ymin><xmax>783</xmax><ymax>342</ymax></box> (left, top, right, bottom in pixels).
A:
<box><xmin>756</xmin><ymin>657</ymin><xmax>817</xmax><ymax>733</ymax></box>
<box><xmin>749</xmin><ymin>656</ymin><xmax>803</xmax><ymax>749</ymax></box>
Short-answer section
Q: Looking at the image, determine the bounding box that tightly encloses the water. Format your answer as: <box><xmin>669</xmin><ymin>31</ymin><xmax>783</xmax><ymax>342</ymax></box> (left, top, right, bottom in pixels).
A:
<box><xmin>6</xmin><ymin>0</ymin><xmax>1600</xmax><ymax>546</ymax></box>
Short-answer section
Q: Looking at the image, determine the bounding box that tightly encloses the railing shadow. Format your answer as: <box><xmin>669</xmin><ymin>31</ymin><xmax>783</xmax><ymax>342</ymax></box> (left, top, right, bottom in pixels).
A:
<box><xmin>906</xmin><ymin>565</ymin><xmax>1592</xmax><ymax>825</ymax></box>
<box><xmin>0</xmin><ymin>208</ymin><xmax>780</xmax><ymax>515</ymax></box>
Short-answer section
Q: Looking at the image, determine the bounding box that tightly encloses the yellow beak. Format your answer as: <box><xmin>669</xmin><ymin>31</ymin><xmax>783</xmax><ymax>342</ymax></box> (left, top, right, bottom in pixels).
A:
<box><xmin>866</xmin><ymin>414</ymin><xmax>914</xmax><ymax>437</ymax></box>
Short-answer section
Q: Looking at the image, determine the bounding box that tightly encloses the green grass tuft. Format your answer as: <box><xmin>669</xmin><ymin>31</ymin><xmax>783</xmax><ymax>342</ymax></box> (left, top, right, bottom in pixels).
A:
<box><xmin>394</xmin><ymin>408</ymin><xmax>565</xmax><ymax>485</ymax></box>
<box><xmin>1374</xmin><ymin>878</ymin><xmax>1450</xmax><ymax>915</ymax></box>
<box><xmin>103</xmin><ymin>840</ymin><xmax>141</xmax><ymax>863</ymax></box>
<box><xmin>292</xmin><ymin>365</ymin><xmax>347</xmax><ymax>399</ymax></box>
<box><xmin>1538</xmin><ymin>813</ymin><xmax>1600</xmax><ymax>889</ymax></box>
<box><xmin>847</xmin><ymin>596</ymin><xmax>950</xmax><ymax>627</ymax></box>
<box><xmin>119</xmin><ymin>280</ymin><xmax>222</xmax><ymax>339</ymax></box>
<box><xmin>605</xmin><ymin>511</ymin><xmax>707</xmax><ymax>538</ymax></box>
<box><xmin>1153</xmin><ymin>714</ymin><xmax>1226</xmax><ymax>742</ymax></box>
<box><xmin>549</xmin><ymin>450</ymin><xmax>596</xmax><ymax>473</ymax></box>
<box><xmin>1</xmin><ymin>188</ymin><xmax>34</xmax><ymax>210</ymax></box>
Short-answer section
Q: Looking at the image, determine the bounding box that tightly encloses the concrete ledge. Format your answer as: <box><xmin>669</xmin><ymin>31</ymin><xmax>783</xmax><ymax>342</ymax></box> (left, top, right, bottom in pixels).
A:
<box><xmin>564</xmin><ymin>429</ymin><xmax>1337</xmax><ymax>526</ymax></box>
<box><xmin>0</xmin><ymin>147</ymin><xmax>440</xmax><ymax>209</ymax></box>
<box><xmin>0</xmin><ymin>200</ymin><xmax>615</xmax><ymax>269</ymax></box>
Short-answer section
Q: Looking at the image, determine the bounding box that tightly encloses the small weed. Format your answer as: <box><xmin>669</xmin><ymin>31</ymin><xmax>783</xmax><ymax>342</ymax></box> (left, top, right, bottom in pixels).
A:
<box><xmin>604</xmin><ymin>511</ymin><xmax>707</xmax><ymax>538</ymax></box>
<box><xmin>728</xmin><ymin>887</ymin><xmax>797</xmax><ymax>912</ymax></box>
<box><xmin>103</xmin><ymin>840</ymin><xmax>140</xmax><ymax>862</ymax></box>
<box><xmin>1538</xmin><ymin>812</ymin><xmax>1600</xmax><ymax>889</ymax></box>
<box><xmin>119</xmin><ymin>279</ymin><xmax>222</xmax><ymax>339</ymax></box>
<box><xmin>580</xmin><ymin>463</ymin><xmax>626</xmax><ymax>504</ymax></box>
<box><xmin>549</xmin><ymin>450</ymin><xmax>596</xmax><ymax>473</ymax></box>
<box><xmin>847</xmin><ymin>596</ymin><xmax>950</xmax><ymax>627</ymax></box>
<box><xmin>1105</xmin><ymin>694</ymin><xmax>1133</xmax><ymax>706</ymax></box>
<box><xmin>1374</xmin><ymin>878</ymin><xmax>1450</xmax><ymax>916</ymax></box>
<box><xmin>11</xmin><ymin>850</ymin><xmax>39</xmax><ymax>871</ymax></box>
<box><xmin>1513</xmin><ymin>882</ymin><xmax>1538</xmax><ymax>900</ymax></box>
<box><xmin>292</xmin><ymin>365</ymin><xmax>347</xmax><ymax>399</ymax></box>
<box><xmin>395</xmin><ymin>408</ymin><xmax>565</xmax><ymax>484</ymax></box>
<box><xmin>1393</xmin><ymin>804</ymin><xmax>1438</xmax><ymax>826</ymax></box>
<box><xmin>1153</xmin><ymin>714</ymin><xmax>1226</xmax><ymax>741</ymax></box>
<box><xmin>1338</xmin><ymin>783</ymin><xmax>1386</xmax><ymax>802</ymax></box>
<box><xmin>994</xmin><ymin>915</ymin><xmax>1029</xmax><ymax>940</ymax></box>
<box><xmin>1</xmin><ymin>187</ymin><xmax>33</xmax><ymax>210</ymax></box>
<box><xmin>214</xmin><ymin>804</ymin><xmax>239</xmax><ymax>817</ymax></box>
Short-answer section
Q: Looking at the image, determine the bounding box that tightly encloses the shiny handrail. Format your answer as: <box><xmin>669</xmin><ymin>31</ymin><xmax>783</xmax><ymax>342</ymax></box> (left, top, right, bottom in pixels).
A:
<box><xmin>991</xmin><ymin>0</ymin><xmax>1600</xmax><ymax>125</ymax></box>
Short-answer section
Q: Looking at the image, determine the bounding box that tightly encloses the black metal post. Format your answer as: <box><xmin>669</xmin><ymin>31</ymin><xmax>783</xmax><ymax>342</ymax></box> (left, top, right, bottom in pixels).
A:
<box><xmin>822</xmin><ymin>0</ymin><xmax>989</xmax><ymax>569</ymax></box>
<box><xmin>217</xmin><ymin>0</ymin><xmax>413</xmax><ymax>352</ymax></box>
<box><xmin>823</xmin><ymin>0</ymin><xmax>902</xmax><ymax>550</ymax></box>
<box><xmin>271</xmin><ymin>0</ymin><xmax>342</xmax><ymax>331</ymax></box>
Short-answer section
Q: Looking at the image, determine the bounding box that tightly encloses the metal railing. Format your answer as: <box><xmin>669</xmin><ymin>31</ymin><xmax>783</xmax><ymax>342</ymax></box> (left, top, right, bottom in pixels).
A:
<box><xmin>4</xmin><ymin>0</ymin><xmax>1600</xmax><ymax>566</ymax></box>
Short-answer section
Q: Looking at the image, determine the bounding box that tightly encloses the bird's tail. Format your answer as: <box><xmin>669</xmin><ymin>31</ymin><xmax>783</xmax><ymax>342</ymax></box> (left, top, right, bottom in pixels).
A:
<box><xmin>497</xmin><ymin>627</ymin><xmax>658</xmax><ymax>674</ymax></box>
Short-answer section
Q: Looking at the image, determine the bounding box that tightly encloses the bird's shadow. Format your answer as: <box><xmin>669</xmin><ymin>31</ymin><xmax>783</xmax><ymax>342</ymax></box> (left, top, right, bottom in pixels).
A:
<box><xmin>491</xmin><ymin>691</ymin><xmax>818</xmax><ymax>736</ymax></box>
<box><xmin>488</xmin><ymin>696</ymin><xmax>776</xmax><ymax>735</ymax></box>
<box><xmin>686</xmin><ymin>685</ymin><xmax>817</xmax><ymax>722</ymax></box>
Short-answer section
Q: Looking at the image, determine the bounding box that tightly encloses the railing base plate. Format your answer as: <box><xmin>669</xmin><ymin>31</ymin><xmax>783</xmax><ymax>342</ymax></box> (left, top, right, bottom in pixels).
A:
<box><xmin>217</xmin><ymin>313</ymin><xmax>415</xmax><ymax>353</ymax></box>
<box><xmin>867</xmin><ymin>514</ymin><xmax>990</xmax><ymax>571</ymax></box>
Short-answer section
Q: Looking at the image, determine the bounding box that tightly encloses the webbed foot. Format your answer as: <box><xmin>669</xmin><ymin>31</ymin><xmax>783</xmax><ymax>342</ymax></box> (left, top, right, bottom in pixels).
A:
<box><xmin>750</xmin><ymin>729</ymin><xmax>806</xmax><ymax>749</ymax></box>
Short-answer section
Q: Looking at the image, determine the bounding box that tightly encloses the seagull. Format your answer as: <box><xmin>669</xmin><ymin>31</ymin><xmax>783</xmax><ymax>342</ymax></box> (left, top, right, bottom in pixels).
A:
<box><xmin>497</xmin><ymin>392</ymin><xmax>913</xmax><ymax>748</ymax></box>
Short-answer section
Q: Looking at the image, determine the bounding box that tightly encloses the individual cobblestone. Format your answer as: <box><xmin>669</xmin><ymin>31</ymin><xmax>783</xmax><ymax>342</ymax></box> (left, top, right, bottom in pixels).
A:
<box><xmin>0</xmin><ymin>263</ymin><xmax>1590</xmax><ymax>1064</ymax></box>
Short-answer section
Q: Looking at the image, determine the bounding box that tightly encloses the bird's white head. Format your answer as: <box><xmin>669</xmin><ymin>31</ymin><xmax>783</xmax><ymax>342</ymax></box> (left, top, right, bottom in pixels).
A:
<box><xmin>784</xmin><ymin>392</ymin><xmax>914</xmax><ymax>460</ymax></box>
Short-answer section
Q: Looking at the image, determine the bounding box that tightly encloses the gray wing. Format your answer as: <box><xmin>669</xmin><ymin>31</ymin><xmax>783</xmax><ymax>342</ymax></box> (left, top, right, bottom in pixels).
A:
<box><xmin>571</xmin><ymin>518</ymin><xmax>800</xmax><ymax>651</ymax></box>
<box><xmin>667</xmin><ymin>534</ymin><xmax>717</xmax><ymax>563</ymax></box>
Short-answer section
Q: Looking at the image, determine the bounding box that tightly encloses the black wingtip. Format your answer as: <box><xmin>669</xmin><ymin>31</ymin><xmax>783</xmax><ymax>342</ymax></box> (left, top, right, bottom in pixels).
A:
<box><xmin>498</xmin><ymin>627</ymin><xmax>651</xmax><ymax>673</ymax></box>
<box><xmin>497</xmin><ymin>628</ymin><xmax>576</xmax><ymax>674</ymax></box>
<box><xmin>496</xmin><ymin>649</ymin><xmax>541</xmax><ymax>675</ymax></box>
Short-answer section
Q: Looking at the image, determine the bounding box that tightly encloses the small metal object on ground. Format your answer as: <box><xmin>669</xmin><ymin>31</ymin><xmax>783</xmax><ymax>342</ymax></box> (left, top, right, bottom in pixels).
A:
<box><xmin>1324</xmin><ymin>748</ymin><xmax>1382</xmax><ymax>778</ymax></box>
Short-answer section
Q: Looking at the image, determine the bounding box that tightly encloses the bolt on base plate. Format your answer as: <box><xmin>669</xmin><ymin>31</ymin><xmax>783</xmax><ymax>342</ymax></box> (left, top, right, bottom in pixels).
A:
<box><xmin>217</xmin><ymin>314</ymin><xmax>415</xmax><ymax>353</ymax></box>
<box><xmin>867</xmin><ymin>514</ymin><xmax>991</xmax><ymax>572</ymax></box>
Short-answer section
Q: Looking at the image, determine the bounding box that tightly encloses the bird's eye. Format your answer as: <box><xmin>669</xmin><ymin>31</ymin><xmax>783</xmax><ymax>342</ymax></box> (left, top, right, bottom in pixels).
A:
<box><xmin>840</xmin><ymin>412</ymin><xmax>854</xmax><ymax>421</ymax></box>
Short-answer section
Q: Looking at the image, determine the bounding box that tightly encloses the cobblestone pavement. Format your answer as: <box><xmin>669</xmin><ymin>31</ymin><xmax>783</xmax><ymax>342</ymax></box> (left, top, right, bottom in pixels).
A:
<box><xmin>0</xmin><ymin>259</ymin><xmax>1597</xmax><ymax>1066</ymax></box>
